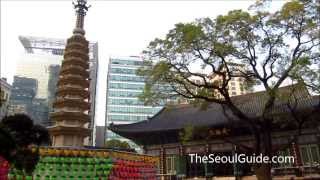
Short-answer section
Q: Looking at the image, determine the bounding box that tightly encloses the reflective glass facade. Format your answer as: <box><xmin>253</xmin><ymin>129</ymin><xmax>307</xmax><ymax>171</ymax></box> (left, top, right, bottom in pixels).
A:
<box><xmin>105</xmin><ymin>57</ymin><xmax>163</xmax><ymax>146</ymax></box>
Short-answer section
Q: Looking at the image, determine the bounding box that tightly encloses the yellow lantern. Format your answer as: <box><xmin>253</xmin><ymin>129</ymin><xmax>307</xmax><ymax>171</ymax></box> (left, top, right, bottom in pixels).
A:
<box><xmin>39</xmin><ymin>148</ymin><xmax>47</xmax><ymax>156</ymax></box>
<box><xmin>96</xmin><ymin>151</ymin><xmax>103</xmax><ymax>158</ymax></box>
<box><xmin>103</xmin><ymin>151</ymin><xmax>109</xmax><ymax>158</ymax></box>
<box><xmin>63</xmin><ymin>149</ymin><xmax>71</xmax><ymax>156</ymax></box>
<box><xmin>54</xmin><ymin>149</ymin><xmax>62</xmax><ymax>156</ymax></box>
<box><xmin>88</xmin><ymin>150</ymin><xmax>95</xmax><ymax>157</ymax></box>
<box><xmin>72</xmin><ymin>149</ymin><xmax>79</xmax><ymax>156</ymax></box>
<box><xmin>47</xmin><ymin>148</ymin><xmax>55</xmax><ymax>156</ymax></box>
<box><xmin>79</xmin><ymin>150</ymin><xmax>87</xmax><ymax>156</ymax></box>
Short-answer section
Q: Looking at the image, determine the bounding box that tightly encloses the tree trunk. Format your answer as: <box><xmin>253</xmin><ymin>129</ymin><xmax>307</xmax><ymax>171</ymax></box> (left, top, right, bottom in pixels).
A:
<box><xmin>254</xmin><ymin>119</ymin><xmax>273</xmax><ymax>180</ymax></box>
<box><xmin>254</xmin><ymin>163</ymin><xmax>272</xmax><ymax>180</ymax></box>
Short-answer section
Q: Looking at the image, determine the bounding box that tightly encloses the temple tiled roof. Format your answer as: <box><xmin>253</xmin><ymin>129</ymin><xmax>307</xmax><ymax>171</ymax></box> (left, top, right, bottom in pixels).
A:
<box><xmin>109</xmin><ymin>85</ymin><xmax>318</xmax><ymax>135</ymax></box>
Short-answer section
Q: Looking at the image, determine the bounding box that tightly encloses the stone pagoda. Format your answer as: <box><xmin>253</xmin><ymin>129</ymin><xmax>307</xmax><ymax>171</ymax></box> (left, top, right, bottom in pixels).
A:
<box><xmin>48</xmin><ymin>0</ymin><xmax>91</xmax><ymax>147</ymax></box>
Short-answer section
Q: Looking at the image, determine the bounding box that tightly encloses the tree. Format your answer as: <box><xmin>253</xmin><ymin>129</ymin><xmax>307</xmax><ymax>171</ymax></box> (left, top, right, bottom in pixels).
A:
<box><xmin>105</xmin><ymin>139</ymin><xmax>135</xmax><ymax>152</ymax></box>
<box><xmin>0</xmin><ymin>114</ymin><xmax>50</xmax><ymax>174</ymax></box>
<box><xmin>138</xmin><ymin>0</ymin><xmax>319</xmax><ymax>179</ymax></box>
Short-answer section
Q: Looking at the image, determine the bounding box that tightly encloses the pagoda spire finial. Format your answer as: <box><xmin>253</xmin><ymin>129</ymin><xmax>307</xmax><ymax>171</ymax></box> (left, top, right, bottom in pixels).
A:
<box><xmin>72</xmin><ymin>0</ymin><xmax>91</xmax><ymax>35</ymax></box>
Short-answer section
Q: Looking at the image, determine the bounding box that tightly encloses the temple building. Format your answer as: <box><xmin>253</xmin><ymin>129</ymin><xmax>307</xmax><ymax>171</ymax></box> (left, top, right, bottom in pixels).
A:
<box><xmin>47</xmin><ymin>0</ymin><xmax>92</xmax><ymax>147</ymax></box>
<box><xmin>110</xmin><ymin>85</ymin><xmax>320</xmax><ymax>179</ymax></box>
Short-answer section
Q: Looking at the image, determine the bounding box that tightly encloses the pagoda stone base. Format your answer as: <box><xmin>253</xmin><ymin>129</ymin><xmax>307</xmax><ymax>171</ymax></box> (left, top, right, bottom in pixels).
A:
<box><xmin>48</xmin><ymin>125</ymin><xmax>91</xmax><ymax>147</ymax></box>
<box><xmin>52</xmin><ymin>134</ymin><xmax>85</xmax><ymax>147</ymax></box>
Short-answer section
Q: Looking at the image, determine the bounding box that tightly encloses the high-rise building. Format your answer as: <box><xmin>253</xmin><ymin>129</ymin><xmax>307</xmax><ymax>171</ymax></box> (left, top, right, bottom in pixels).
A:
<box><xmin>16</xmin><ymin>38</ymin><xmax>62</xmax><ymax>99</ymax></box>
<box><xmin>17</xmin><ymin>35</ymin><xmax>98</xmax><ymax>144</ymax></box>
<box><xmin>105</xmin><ymin>56</ymin><xmax>163</xmax><ymax>147</ymax></box>
<box><xmin>31</xmin><ymin>98</ymin><xmax>49</xmax><ymax>126</ymax></box>
<box><xmin>47</xmin><ymin>65</ymin><xmax>61</xmax><ymax>116</ymax></box>
<box><xmin>0</xmin><ymin>78</ymin><xmax>12</xmax><ymax>120</ymax></box>
<box><xmin>10</xmin><ymin>76</ymin><xmax>38</xmax><ymax>104</ymax></box>
<box><xmin>7</xmin><ymin>76</ymin><xmax>43</xmax><ymax>123</ymax></box>
<box><xmin>7</xmin><ymin>104</ymin><xmax>28</xmax><ymax>116</ymax></box>
<box><xmin>47</xmin><ymin>0</ymin><xmax>92</xmax><ymax>147</ymax></box>
<box><xmin>209</xmin><ymin>62</ymin><xmax>254</xmax><ymax>98</ymax></box>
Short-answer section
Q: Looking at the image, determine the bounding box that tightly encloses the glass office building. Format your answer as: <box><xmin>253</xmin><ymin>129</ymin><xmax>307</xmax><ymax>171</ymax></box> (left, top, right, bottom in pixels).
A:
<box><xmin>7</xmin><ymin>76</ymin><xmax>47</xmax><ymax>125</ymax></box>
<box><xmin>105</xmin><ymin>56</ymin><xmax>163</xmax><ymax>146</ymax></box>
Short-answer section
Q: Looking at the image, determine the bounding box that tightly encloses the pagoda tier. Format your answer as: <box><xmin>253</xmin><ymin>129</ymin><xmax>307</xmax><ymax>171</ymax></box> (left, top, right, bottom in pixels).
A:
<box><xmin>60</xmin><ymin>64</ymin><xmax>89</xmax><ymax>77</ymax></box>
<box><xmin>49</xmin><ymin>126</ymin><xmax>91</xmax><ymax>136</ymax></box>
<box><xmin>50</xmin><ymin>111</ymin><xmax>90</xmax><ymax>124</ymax></box>
<box><xmin>62</xmin><ymin>57</ymin><xmax>89</xmax><ymax>69</ymax></box>
<box><xmin>56</xmin><ymin>87</ymin><xmax>90</xmax><ymax>99</ymax></box>
<box><xmin>48</xmin><ymin>0</ymin><xmax>92</xmax><ymax>147</ymax></box>
<box><xmin>57</xmin><ymin>74</ymin><xmax>89</xmax><ymax>87</ymax></box>
<box><xmin>53</xmin><ymin>98</ymin><xmax>90</xmax><ymax>110</ymax></box>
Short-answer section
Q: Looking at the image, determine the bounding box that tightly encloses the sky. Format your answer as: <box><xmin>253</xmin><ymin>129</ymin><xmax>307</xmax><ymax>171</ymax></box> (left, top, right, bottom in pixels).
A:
<box><xmin>1</xmin><ymin>0</ymin><xmax>286</xmax><ymax>126</ymax></box>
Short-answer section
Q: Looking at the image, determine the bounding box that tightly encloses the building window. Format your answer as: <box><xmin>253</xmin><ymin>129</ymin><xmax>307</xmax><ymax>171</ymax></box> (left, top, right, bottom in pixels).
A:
<box><xmin>109</xmin><ymin>82</ymin><xmax>144</xmax><ymax>90</ymax></box>
<box><xmin>300</xmin><ymin>144</ymin><xmax>320</xmax><ymax>166</ymax></box>
<box><xmin>0</xmin><ymin>90</ymin><xmax>5</xmax><ymax>100</ymax></box>
<box><xmin>231</xmin><ymin>92</ymin><xmax>237</xmax><ymax>96</ymax></box>
<box><xmin>111</xmin><ymin>59</ymin><xmax>144</xmax><ymax>66</ymax></box>
<box><xmin>51</xmin><ymin>49</ymin><xmax>64</xmax><ymax>55</ymax></box>
<box><xmin>110</xmin><ymin>68</ymin><xmax>137</xmax><ymax>75</ymax></box>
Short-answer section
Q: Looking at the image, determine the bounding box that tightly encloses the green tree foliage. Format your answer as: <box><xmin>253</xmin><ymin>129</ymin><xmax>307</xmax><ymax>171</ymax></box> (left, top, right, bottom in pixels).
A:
<box><xmin>138</xmin><ymin>0</ymin><xmax>319</xmax><ymax>179</ymax></box>
<box><xmin>179</xmin><ymin>124</ymin><xmax>194</xmax><ymax>144</ymax></box>
<box><xmin>105</xmin><ymin>139</ymin><xmax>134</xmax><ymax>152</ymax></box>
<box><xmin>0</xmin><ymin>114</ymin><xmax>50</xmax><ymax>174</ymax></box>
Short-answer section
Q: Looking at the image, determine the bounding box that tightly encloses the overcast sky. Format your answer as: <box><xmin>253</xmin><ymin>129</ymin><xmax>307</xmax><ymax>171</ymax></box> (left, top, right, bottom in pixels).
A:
<box><xmin>1</xmin><ymin>0</ymin><xmax>286</xmax><ymax>126</ymax></box>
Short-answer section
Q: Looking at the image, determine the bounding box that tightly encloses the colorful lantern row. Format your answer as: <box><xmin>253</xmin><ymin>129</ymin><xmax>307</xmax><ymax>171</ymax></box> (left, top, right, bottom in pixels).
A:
<box><xmin>5</xmin><ymin>147</ymin><xmax>158</xmax><ymax>180</ymax></box>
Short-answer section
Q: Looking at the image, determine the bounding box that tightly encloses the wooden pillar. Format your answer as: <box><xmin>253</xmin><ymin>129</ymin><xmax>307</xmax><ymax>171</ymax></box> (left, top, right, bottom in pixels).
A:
<box><xmin>205</xmin><ymin>143</ymin><xmax>213</xmax><ymax>179</ymax></box>
<box><xmin>233</xmin><ymin>145</ymin><xmax>241</xmax><ymax>180</ymax></box>
<box><xmin>179</xmin><ymin>144</ymin><xmax>184</xmax><ymax>156</ymax></box>
<box><xmin>291</xmin><ymin>142</ymin><xmax>304</xmax><ymax>177</ymax></box>
<box><xmin>159</xmin><ymin>146</ymin><xmax>166</xmax><ymax>175</ymax></box>
<box><xmin>205</xmin><ymin>143</ymin><xmax>210</xmax><ymax>154</ymax></box>
<box><xmin>291</xmin><ymin>142</ymin><xmax>302</xmax><ymax>166</ymax></box>
<box><xmin>179</xmin><ymin>144</ymin><xmax>184</xmax><ymax>175</ymax></box>
<box><xmin>177</xmin><ymin>144</ymin><xmax>186</xmax><ymax>179</ymax></box>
